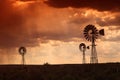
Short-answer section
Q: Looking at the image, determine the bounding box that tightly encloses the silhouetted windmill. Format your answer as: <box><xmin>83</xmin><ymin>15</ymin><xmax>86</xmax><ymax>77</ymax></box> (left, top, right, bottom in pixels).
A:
<box><xmin>19</xmin><ymin>47</ymin><xmax>26</xmax><ymax>65</ymax></box>
<box><xmin>84</xmin><ymin>24</ymin><xmax>104</xmax><ymax>63</ymax></box>
<box><xmin>79</xmin><ymin>43</ymin><xmax>89</xmax><ymax>64</ymax></box>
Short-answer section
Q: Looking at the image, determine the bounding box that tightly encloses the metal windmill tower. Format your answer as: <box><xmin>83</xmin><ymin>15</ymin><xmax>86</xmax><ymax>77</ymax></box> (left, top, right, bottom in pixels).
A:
<box><xmin>79</xmin><ymin>43</ymin><xmax>89</xmax><ymax>64</ymax></box>
<box><xmin>19</xmin><ymin>47</ymin><xmax>27</xmax><ymax>65</ymax></box>
<box><xmin>84</xmin><ymin>24</ymin><xmax>104</xmax><ymax>63</ymax></box>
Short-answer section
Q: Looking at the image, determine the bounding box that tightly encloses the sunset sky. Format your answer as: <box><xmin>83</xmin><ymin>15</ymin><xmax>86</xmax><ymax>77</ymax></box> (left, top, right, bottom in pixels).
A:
<box><xmin>0</xmin><ymin>0</ymin><xmax>120</xmax><ymax>64</ymax></box>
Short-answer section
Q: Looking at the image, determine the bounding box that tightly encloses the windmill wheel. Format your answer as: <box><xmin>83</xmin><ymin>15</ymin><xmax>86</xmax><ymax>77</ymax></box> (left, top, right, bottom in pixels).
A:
<box><xmin>79</xmin><ymin>43</ymin><xmax>86</xmax><ymax>52</ymax></box>
<box><xmin>84</xmin><ymin>24</ymin><xmax>98</xmax><ymax>41</ymax></box>
<box><xmin>19</xmin><ymin>47</ymin><xmax>26</xmax><ymax>55</ymax></box>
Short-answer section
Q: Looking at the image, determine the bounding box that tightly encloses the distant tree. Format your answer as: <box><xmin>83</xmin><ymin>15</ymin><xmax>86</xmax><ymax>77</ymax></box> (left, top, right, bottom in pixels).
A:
<box><xmin>44</xmin><ymin>62</ymin><xmax>50</xmax><ymax>66</ymax></box>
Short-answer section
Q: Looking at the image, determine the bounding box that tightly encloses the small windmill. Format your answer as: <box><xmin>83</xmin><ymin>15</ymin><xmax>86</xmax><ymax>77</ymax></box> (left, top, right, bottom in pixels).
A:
<box><xmin>83</xmin><ymin>24</ymin><xmax>104</xmax><ymax>63</ymax></box>
<box><xmin>79</xmin><ymin>43</ymin><xmax>89</xmax><ymax>64</ymax></box>
<box><xmin>19</xmin><ymin>47</ymin><xmax>26</xmax><ymax>65</ymax></box>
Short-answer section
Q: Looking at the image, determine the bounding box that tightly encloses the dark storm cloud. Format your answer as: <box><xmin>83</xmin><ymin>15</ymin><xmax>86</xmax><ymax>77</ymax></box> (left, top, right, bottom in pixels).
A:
<box><xmin>45</xmin><ymin>0</ymin><xmax>120</xmax><ymax>12</ymax></box>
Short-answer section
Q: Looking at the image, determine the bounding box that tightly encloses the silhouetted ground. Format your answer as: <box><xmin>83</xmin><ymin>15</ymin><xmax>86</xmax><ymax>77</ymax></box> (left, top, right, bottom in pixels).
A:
<box><xmin>0</xmin><ymin>63</ymin><xmax>120</xmax><ymax>80</ymax></box>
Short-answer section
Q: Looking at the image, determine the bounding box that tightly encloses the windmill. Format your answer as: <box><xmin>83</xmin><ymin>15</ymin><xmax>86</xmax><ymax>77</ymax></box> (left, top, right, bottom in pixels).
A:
<box><xmin>84</xmin><ymin>24</ymin><xmax>104</xmax><ymax>63</ymax></box>
<box><xmin>19</xmin><ymin>47</ymin><xmax>27</xmax><ymax>65</ymax></box>
<box><xmin>79</xmin><ymin>43</ymin><xmax>89</xmax><ymax>64</ymax></box>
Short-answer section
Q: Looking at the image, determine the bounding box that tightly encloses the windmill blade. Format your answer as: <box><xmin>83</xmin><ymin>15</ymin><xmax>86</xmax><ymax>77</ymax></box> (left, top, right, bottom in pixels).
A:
<box><xmin>95</xmin><ymin>34</ymin><xmax>98</xmax><ymax>38</ymax></box>
<box><xmin>84</xmin><ymin>32</ymin><xmax>87</xmax><ymax>35</ymax></box>
<box><xmin>84</xmin><ymin>29</ymin><xmax>88</xmax><ymax>32</ymax></box>
<box><xmin>93</xmin><ymin>27</ymin><xmax>96</xmax><ymax>30</ymax></box>
<box><xmin>85</xmin><ymin>35</ymin><xmax>88</xmax><ymax>38</ymax></box>
<box><xmin>95</xmin><ymin>29</ymin><xmax>98</xmax><ymax>33</ymax></box>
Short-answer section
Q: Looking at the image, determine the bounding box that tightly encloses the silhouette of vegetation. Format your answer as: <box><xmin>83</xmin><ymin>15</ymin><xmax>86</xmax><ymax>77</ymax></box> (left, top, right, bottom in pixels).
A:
<box><xmin>43</xmin><ymin>62</ymin><xmax>50</xmax><ymax>66</ymax></box>
<box><xmin>0</xmin><ymin>63</ymin><xmax>120</xmax><ymax>80</ymax></box>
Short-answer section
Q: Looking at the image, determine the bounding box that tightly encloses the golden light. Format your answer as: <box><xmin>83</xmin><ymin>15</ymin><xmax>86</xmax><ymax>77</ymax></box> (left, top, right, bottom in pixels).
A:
<box><xmin>13</xmin><ymin>0</ymin><xmax>35</xmax><ymax>8</ymax></box>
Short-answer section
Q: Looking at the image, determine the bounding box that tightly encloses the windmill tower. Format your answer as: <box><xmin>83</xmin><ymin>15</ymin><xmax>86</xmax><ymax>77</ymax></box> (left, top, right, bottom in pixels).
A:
<box><xmin>79</xmin><ymin>43</ymin><xmax>89</xmax><ymax>64</ymax></box>
<box><xmin>83</xmin><ymin>24</ymin><xmax>104</xmax><ymax>63</ymax></box>
<box><xmin>19</xmin><ymin>47</ymin><xmax>27</xmax><ymax>65</ymax></box>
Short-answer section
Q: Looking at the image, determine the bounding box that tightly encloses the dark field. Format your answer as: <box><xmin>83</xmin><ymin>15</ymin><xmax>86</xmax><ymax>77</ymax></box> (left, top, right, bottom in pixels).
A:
<box><xmin>0</xmin><ymin>63</ymin><xmax>120</xmax><ymax>80</ymax></box>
